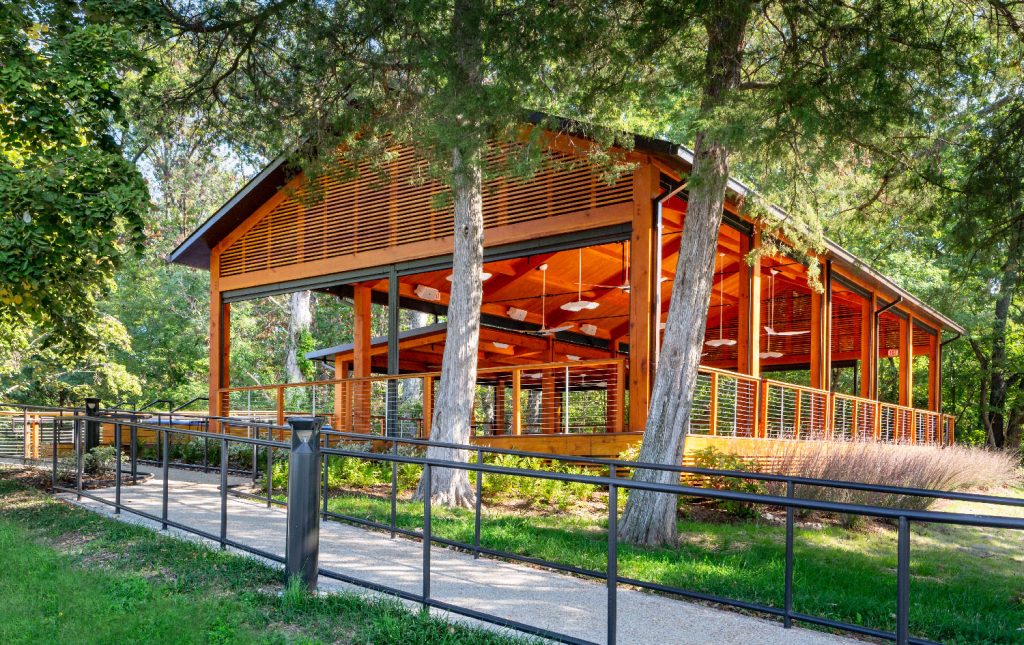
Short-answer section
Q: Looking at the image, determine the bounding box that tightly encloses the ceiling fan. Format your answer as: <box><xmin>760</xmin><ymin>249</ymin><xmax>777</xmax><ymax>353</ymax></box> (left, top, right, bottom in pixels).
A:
<box><xmin>531</xmin><ymin>264</ymin><xmax>574</xmax><ymax>336</ymax></box>
<box><xmin>760</xmin><ymin>269</ymin><xmax>785</xmax><ymax>359</ymax></box>
<box><xmin>561</xmin><ymin>248</ymin><xmax>600</xmax><ymax>312</ymax></box>
<box><xmin>585</xmin><ymin>244</ymin><xmax>669</xmax><ymax>292</ymax></box>
<box><xmin>706</xmin><ymin>252</ymin><xmax>737</xmax><ymax>348</ymax></box>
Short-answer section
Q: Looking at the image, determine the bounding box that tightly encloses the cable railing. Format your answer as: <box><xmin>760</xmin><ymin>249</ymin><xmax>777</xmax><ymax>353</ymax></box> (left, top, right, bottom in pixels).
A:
<box><xmin>3</xmin><ymin>402</ymin><xmax>1019</xmax><ymax>645</ymax></box>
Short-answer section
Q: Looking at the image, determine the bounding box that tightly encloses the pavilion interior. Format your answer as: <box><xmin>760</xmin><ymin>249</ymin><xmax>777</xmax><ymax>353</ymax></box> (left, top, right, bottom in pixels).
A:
<box><xmin>296</xmin><ymin>193</ymin><xmax>937</xmax><ymax>402</ymax></box>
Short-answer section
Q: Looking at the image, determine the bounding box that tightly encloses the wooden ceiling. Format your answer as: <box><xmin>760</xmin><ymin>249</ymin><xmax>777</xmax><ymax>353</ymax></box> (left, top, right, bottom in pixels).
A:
<box><xmin>331</xmin><ymin>201</ymin><xmax>935</xmax><ymax>373</ymax></box>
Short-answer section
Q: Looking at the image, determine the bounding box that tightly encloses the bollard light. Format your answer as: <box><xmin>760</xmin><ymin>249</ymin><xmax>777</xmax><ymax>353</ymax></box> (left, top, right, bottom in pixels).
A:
<box><xmin>84</xmin><ymin>397</ymin><xmax>101</xmax><ymax>453</ymax></box>
<box><xmin>285</xmin><ymin>416</ymin><xmax>323</xmax><ymax>592</ymax></box>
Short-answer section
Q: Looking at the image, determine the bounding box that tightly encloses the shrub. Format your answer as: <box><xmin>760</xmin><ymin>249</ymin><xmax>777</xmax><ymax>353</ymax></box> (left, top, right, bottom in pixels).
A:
<box><xmin>481</xmin><ymin>454</ymin><xmax>595</xmax><ymax>510</ymax></box>
<box><xmin>760</xmin><ymin>440</ymin><xmax>1022</xmax><ymax>512</ymax></box>
<box><xmin>689</xmin><ymin>447</ymin><xmax>766</xmax><ymax>518</ymax></box>
<box><xmin>84</xmin><ymin>446</ymin><xmax>120</xmax><ymax>475</ymax></box>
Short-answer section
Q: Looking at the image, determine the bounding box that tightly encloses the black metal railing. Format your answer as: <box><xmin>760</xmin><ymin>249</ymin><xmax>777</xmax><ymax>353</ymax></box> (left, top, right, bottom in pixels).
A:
<box><xmin>2</xmin><ymin>402</ymin><xmax>1022</xmax><ymax>645</ymax></box>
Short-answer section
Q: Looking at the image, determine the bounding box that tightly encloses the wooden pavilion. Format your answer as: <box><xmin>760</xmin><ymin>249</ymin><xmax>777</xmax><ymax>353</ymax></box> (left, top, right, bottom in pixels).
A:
<box><xmin>170</xmin><ymin>121</ymin><xmax>964</xmax><ymax>459</ymax></box>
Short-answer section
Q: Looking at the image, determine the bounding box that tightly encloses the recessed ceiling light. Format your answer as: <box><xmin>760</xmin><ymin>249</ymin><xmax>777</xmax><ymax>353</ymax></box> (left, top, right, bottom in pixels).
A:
<box><xmin>566</xmin><ymin>354</ymin><xmax>581</xmax><ymax>361</ymax></box>
<box><xmin>492</xmin><ymin>342</ymin><xmax>510</xmax><ymax>349</ymax></box>
<box><xmin>580</xmin><ymin>324</ymin><xmax>598</xmax><ymax>336</ymax></box>
<box><xmin>413</xmin><ymin>284</ymin><xmax>441</xmax><ymax>302</ymax></box>
<box><xmin>507</xmin><ymin>307</ymin><xmax>528</xmax><ymax>321</ymax></box>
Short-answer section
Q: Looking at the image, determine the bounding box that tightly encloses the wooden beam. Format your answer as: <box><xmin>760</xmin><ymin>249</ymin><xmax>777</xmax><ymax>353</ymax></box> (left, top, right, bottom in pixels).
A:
<box><xmin>927</xmin><ymin>329</ymin><xmax>939</xmax><ymax>411</ymax></box>
<box><xmin>898</xmin><ymin>315</ymin><xmax>912</xmax><ymax>407</ymax></box>
<box><xmin>810</xmin><ymin>289</ymin><xmax>823</xmax><ymax>389</ymax></box>
<box><xmin>628</xmin><ymin>164</ymin><xmax>659</xmax><ymax>431</ymax></box>
<box><xmin>208</xmin><ymin>252</ymin><xmax>230</xmax><ymax>422</ymax></box>
<box><xmin>860</xmin><ymin>295</ymin><xmax>873</xmax><ymax>399</ymax></box>
<box><xmin>511</xmin><ymin>369</ymin><xmax>522</xmax><ymax>435</ymax></box>
<box><xmin>353</xmin><ymin>286</ymin><xmax>372</xmax><ymax>432</ymax></box>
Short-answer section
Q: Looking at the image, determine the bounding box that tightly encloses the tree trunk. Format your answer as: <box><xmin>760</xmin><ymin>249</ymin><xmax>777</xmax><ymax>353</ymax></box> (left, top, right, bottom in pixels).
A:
<box><xmin>984</xmin><ymin>216</ymin><xmax>1022</xmax><ymax>448</ymax></box>
<box><xmin>413</xmin><ymin>0</ymin><xmax>486</xmax><ymax>507</ymax></box>
<box><xmin>413</xmin><ymin>146</ymin><xmax>484</xmax><ymax>507</ymax></box>
<box><xmin>285</xmin><ymin>290</ymin><xmax>312</xmax><ymax>384</ymax></box>
<box><xmin>618</xmin><ymin>1</ymin><xmax>753</xmax><ymax>547</ymax></box>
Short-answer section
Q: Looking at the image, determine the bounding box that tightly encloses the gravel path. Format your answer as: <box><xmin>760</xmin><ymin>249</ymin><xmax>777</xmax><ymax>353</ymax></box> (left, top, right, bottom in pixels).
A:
<box><xmin>60</xmin><ymin>467</ymin><xmax>862</xmax><ymax>645</ymax></box>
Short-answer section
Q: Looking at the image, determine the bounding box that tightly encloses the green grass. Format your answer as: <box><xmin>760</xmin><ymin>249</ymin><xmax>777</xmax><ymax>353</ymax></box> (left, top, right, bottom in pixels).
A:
<box><xmin>322</xmin><ymin>487</ymin><xmax>1024</xmax><ymax>644</ymax></box>
<box><xmin>0</xmin><ymin>470</ymin><xmax>527</xmax><ymax>645</ymax></box>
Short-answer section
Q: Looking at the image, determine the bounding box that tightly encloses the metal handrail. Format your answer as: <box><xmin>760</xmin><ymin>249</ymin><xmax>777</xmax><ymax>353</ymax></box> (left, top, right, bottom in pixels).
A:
<box><xmin>39</xmin><ymin>409</ymin><xmax>1023</xmax><ymax>645</ymax></box>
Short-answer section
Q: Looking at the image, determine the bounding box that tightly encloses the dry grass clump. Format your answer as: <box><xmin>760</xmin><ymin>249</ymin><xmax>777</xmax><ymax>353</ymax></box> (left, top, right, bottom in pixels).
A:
<box><xmin>758</xmin><ymin>440</ymin><xmax>1021</xmax><ymax>511</ymax></box>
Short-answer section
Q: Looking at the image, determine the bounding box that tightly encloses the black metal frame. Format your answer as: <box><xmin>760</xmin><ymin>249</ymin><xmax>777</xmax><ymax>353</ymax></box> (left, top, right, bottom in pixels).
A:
<box><xmin>5</xmin><ymin>402</ymin><xmax>1023</xmax><ymax>645</ymax></box>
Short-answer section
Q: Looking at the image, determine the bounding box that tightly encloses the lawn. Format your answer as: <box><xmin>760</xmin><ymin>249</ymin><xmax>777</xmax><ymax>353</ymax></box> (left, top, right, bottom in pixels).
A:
<box><xmin>319</xmin><ymin>483</ymin><xmax>1024</xmax><ymax>644</ymax></box>
<box><xmin>0</xmin><ymin>469</ymin><xmax>527</xmax><ymax>645</ymax></box>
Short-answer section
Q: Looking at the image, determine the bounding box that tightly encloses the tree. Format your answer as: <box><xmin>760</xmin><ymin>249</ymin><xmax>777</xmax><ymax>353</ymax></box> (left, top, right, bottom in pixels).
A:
<box><xmin>619</xmin><ymin>0</ymin><xmax>982</xmax><ymax>546</ymax></box>
<box><xmin>158</xmin><ymin>0</ymin><xmax>650</xmax><ymax>506</ymax></box>
<box><xmin>0</xmin><ymin>0</ymin><xmax>152</xmax><ymax>375</ymax></box>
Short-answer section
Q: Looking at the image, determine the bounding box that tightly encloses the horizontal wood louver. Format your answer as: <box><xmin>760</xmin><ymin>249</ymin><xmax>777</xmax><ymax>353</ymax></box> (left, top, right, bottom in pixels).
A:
<box><xmin>219</xmin><ymin>145</ymin><xmax>634</xmax><ymax>278</ymax></box>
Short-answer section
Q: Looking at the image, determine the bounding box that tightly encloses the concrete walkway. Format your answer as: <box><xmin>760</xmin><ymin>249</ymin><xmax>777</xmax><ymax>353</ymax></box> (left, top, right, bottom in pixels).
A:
<box><xmin>61</xmin><ymin>466</ymin><xmax>860</xmax><ymax>645</ymax></box>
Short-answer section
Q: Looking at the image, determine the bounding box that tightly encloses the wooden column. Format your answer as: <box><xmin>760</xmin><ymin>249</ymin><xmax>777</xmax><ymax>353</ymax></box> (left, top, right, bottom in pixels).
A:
<box><xmin>859</xmin><ymin>295</ymin><xmax>874</xmax><ymax>399</ymax></box>
<box><xmin>810</xmin><ymin>289</ymin><xmax>824</xmax><ymax>390</ymax></box>
<box><xmin>821</xmin><ymin>262</ymin><xmax>832</xmax><ymax>391</ymax></box>
<box><xmin>738</xmin><ymin>230</ymin><xmax>762</xmax><ymax>377</ymax></box>
<box><xmin>422</xmin><ymin>375</ymin><xmax>433</xmax><ymax>438</ymax></box>
<box><xmin>606</xmin><ymin>361</ymin><xmax>625</xmax><ymax>433</ymax></box>
<box><xmin>334</xmin><ymin>357</ymin><xmax>350</xmax><ymax>431</ymax></box>
<box><xmin>541</xmin><ymin>372</ymin><xmax>558</xmax><ymax>434</ymax></box>
<box><xmin>898</xmin><ymin>315</ymin><xmax>913</xmax><ymax>407</ymax></box>
<box><xmin>208</xmin><ymin>254</ymin><xmax>230</xmax><ymax>422</ymax></box>
<box><xmin>494</xmin><ymin>379</ymin><xmax>506</xmax><ymax>435</ymax></box>
<box><xmin>926</xmin><ymin>331</ymin><xmax>939</xmax><ymax>411</ymax></box>
<box><xmin>510</xmin><ymin>369</ymin><xmax>522</xmax><ymax>435</ymax></box>
<box><xmin>628</xmin><ymin>164</ymin><xmax>659</xmax><ymax>431</ymax></box>
<box><xmin>353</xmin><ymin>285</ymin><xmax>372</xmax><ymax>432</ymax></box>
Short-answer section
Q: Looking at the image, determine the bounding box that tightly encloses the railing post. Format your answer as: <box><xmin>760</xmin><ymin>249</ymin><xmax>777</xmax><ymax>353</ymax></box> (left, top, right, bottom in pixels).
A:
<box><xmin>266</xmin><ymin>426</ymin><xmax>274</xmax><ymax>508</ymax></box>
<box><xmin>422</xmin><ymin>462</ymin><xmax>432</xmax><ymax>609</ymax></box>
<box><xmin>75</xmin><ymin>411</ymin><xmax>83</xmax><ymax>501</ymax></box>
<box><xmin>51</xmin><ymin>416</ymin><xmax>58</xmax><ymax>491</ymax></box>
<box><xmin>390</xmin><ymin>438</ymin><xmax>398</xmax><ymax>538</ymax></box>
<box><xmin>285</xmin><ymin>416</ymin><xmax>323</xmax><ymax>592</ymax></box>
<box><xmin>22</xmin><ymin>408</ymin><xmax>29</xmax><ymax>463</ymax></box>
<box><xmin>896</xmin><ymin>516</ymin><xmax>910</xmax><ymax>645</ymax></box>
<box><xmin>130</xmin><ymin>423</ymin><xmax>138</xmax><ymax>483</ymax></box>
<box><xmin>84</xmin><ymin>397</ymin><xmax>101</xmax><ymax>453</ymax></box>
<box><xmin>114</xmin><ymin>423</ymin><xmax>122</xmax><ymax>515</ymax></box>
<box><xmin>220</xmin><ymin>434</ymin><xmax>229</xmax><ymax>549</ymax></box>
<box><xmin>784</xmin><ymin>480</ymin><xmax>795</xmax><ymax>628</ymax></box>
<box><xmin>161</xmin><ymin>429</ymin><xmax>170</xmax><ymax>530</ymax></box>
<box><xmin>474</xmin><ymin>448</ymin><xmax>483</xmax><ymax>559</ymax></box>
<box><xmin>607</xmin><ymin>470</ymin><xmax>618</xmax><ymax>645</ymax></box>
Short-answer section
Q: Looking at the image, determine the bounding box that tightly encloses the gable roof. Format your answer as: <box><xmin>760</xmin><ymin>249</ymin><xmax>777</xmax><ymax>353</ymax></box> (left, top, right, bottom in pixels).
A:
<box><xmin>169</xmin><ymin>118</ymin><xmax>964</xmax><ymax>335</ymax></box>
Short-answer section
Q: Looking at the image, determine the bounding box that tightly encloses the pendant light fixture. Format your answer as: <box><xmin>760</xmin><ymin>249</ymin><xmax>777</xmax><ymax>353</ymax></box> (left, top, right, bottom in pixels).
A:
<box><xmin>706</xmin><ymin>253</ymin><xmax>737</xmax><ymax>348</ymax></box>
<box><xmin>760</xmin><ymin>268</ymin><xmax>784</xmax><ymax>359</ymax></box>
<box><xmin>561</xmin><ymin>248</ymin><xmax>600</xmax><ymax>312</ymax></box>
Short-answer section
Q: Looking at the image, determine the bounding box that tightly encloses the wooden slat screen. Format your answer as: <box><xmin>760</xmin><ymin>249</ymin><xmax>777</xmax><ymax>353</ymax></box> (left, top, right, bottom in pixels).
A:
<box><xmin>220</xmin><ymin>145</ymin><xmax>634</xmax><ymax>278</ymax></box>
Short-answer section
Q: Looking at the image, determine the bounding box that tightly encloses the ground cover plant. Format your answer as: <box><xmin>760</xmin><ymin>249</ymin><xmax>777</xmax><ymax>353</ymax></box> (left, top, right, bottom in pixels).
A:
<box><xmin>284</xmin><ymin>445</ymin><xmax>1024</xmax><ymax>645</ymax></box>
<box><xmin>0</xmin><ymin>467</ymin><xmax>527</xmax><ymax>645</ymax></box>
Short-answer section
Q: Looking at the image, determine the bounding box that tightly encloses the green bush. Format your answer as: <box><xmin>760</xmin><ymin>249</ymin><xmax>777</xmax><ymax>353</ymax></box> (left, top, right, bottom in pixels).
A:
<box><xmin>481</xmin><ymin>454</ymin><xmax>595</xmax><ymax>511</ymax></box>
<box><xmin>690</xmin><ymin>447</ymin><xmax>766</xmax><ymax>518</ymax></box>
<box><xmin>84</xmin><ymin>446</ymin><xmax>119</xmax><ymax>475</ymax></box>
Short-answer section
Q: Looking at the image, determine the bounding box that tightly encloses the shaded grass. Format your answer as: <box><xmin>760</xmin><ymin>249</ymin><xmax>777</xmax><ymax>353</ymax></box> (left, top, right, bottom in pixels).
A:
<box><xmin>0</xmin><ymin>471</ymin><xmax>527</xmax><ymax>645</ymax></box>
<box><xmin>324</xmin><ymin>488</ymin><xmax>1024</xmax><ymax>644</ymax></box>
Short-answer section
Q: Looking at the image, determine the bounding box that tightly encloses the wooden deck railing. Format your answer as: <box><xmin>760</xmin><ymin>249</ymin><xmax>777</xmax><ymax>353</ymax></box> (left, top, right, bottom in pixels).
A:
<box><xmin>218</xmin><ymin>361</ymin><xmax>955</xmax><ymax>447</ymax></box>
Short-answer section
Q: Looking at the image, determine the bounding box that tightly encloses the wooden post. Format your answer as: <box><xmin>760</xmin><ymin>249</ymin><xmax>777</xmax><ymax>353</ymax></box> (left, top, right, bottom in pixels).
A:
<box><xmin>859</xmin><ymin>295</ymin><xmax>873</xmax><ymax>399</ymax></box>
<box><xmin>276</xmin><ymin>386</ymin><xmax>285</xmax><ymax>427</ymax></box>
<box><xmin>927</xmin><ymin>332</ymin><xmax>939</xmax><ymax>412</ymax></box>
<box><xmin>628</xmin><ymin>165</ymin><xmax>659</xmax><ymax>432</ymax></box>
<box><xmin>208</xmin><ymin>252</ymin><xmax>231</xmax><ymax>425</ymax></box>
<box><xmin>810</xmin><ymin>289</ymin><xmax>823</xmax><ymax>390</ymax></box>
<box><xmin>541</xmin><ymin>371</ymin><xmax>557</xmax><ymax>434</ymax></box>
<box><xmin>494</xmin><ymin>379</ymin><xmax>506</xmax><ymax>435</ymax></box>
<box><xmin>333</xmin><ymin>356</ymin><xmax>347</xmax><ymax>431</ymax></box>
<box><xmin>738</xmin><ymin>233</ymin><xmax>761</xmax><ymax>375</ymax></box>
<box><xmin>353</xmin><ymin>285</ymin><xmax>372</xmax><ymax>432</ymax></box>
<box><xmin>422</xmin><ymin>376</ymin><xmax>433</xmax><ymax>438</ymax></box>
<box><xmin>606</xmin><ymin>360</ymin><xmax>625</xmax><ymax>433</ymax></box>
<box><xmin>708</xmin><ymin>372</ymin><xmax>719</xmax><ymax>435</ymax></box>
<box><xmin>898</xmin><ymin>315</ymin><xmax>912</xmax><ymax>407</ymax></box>
<box><xmin>511</xmin><ymin>369</ymin><xmax>522</xmax><ymax>435</ymax></box>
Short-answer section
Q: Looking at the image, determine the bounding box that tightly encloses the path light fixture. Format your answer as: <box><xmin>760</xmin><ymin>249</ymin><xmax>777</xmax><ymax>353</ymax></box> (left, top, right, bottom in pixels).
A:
<box><xmin>286</xmin><ymin>416</ymin><xmax>323</xmax><ymax>592</ymax></box>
